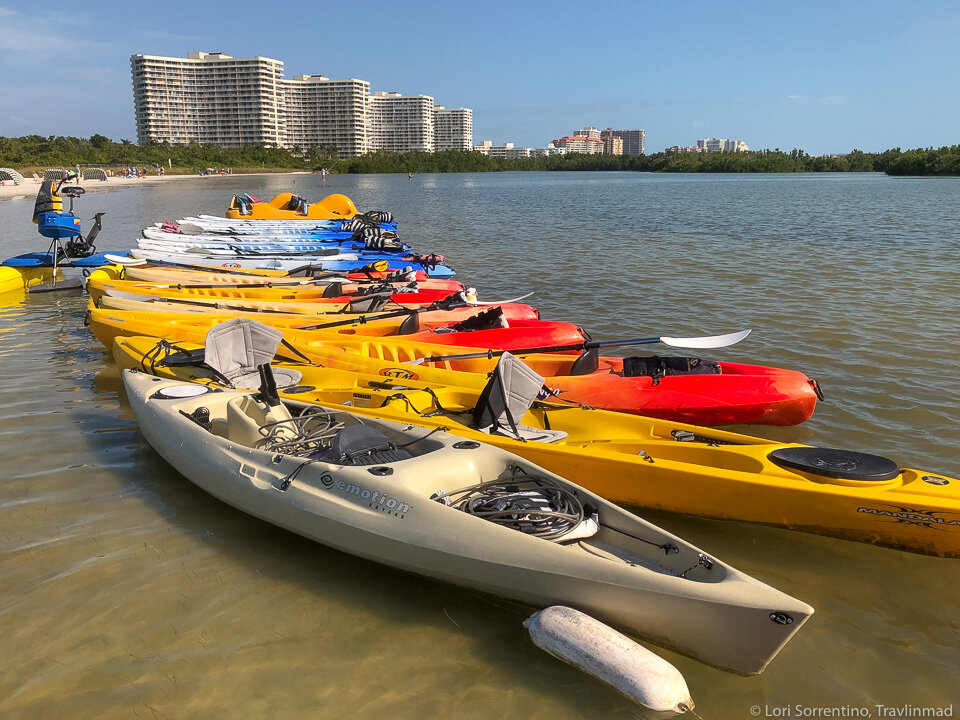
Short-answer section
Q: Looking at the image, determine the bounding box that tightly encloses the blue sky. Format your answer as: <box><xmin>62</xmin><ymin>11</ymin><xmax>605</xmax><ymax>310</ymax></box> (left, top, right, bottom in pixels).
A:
<box><xmin>0</xmin><ymin>0</ymin><xmax>957</xmax><ymax>154</ymax></box>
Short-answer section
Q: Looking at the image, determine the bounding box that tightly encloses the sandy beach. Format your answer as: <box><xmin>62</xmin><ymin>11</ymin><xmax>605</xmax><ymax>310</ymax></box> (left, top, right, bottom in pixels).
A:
<box><xmin>0</xmin><ymin>171</ymin><xmax>310</xmax><ymax>202</ymax></box>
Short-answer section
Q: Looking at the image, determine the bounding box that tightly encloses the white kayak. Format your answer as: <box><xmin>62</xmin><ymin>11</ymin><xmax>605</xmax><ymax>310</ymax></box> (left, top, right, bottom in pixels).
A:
<box><xmin>122</xmin><ymin>368</ymin><xmax>813</xmax><ymax>675</ymax></box>
<box><xmin>128</xmin><ymin>248</ymin><xmax>457</xmax><ymax>276</ymax></box>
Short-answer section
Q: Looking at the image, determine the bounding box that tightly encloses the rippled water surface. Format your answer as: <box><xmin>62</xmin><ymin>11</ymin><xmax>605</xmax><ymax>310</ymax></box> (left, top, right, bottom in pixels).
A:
<box><xmin>0</xmin><ymin>172</ymin><xmax>957</xmax><ymax>719</ymax></box>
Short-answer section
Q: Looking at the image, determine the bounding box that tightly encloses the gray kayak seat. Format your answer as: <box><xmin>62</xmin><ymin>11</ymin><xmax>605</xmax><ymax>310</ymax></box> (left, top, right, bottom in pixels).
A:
<box><xmin>204</xmin><ymin>318</ymin><xmax>303</xmax><ymax>390</ymax></box>
<box><xmin>473</xmin><ymin>352</ymin><xmax>567</xmax><ymax>443</ymax></box>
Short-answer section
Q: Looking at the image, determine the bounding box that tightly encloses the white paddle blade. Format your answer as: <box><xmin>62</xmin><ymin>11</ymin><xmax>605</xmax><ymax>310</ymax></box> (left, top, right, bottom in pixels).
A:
<box><xmin>660</xmin><ymin>329</ymin><xmax>751</xmax><ymax>349</ymax></box>
<box><xmin>466</xmin><ymin>291</ymin><xmax>534</xmax><ymax>306</ymax></box>
<box><xmin>103</xmin><ymin>254</ymin><xmax>147</xmax><ymax>266</ymax></box>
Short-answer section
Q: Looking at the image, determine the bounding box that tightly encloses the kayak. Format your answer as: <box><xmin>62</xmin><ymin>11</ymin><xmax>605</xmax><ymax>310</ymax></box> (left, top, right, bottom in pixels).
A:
<box><xmin>95</xmin><ymin>292</ymin><xmax>543</xmax><ymax>325</ymax></box>
<box><xmin>115</xmin><ymin>264</ymin><xmax>464</xmax><ymax>294</ymax></box>
<box><xmin>85</xmin><ymin>275</ymin><xmax>461</xmax><ymax>307</ymax></box>
<box><xmin>143</xmin><ymin>225</ymin><xmax>407</xmax><ymax>249</ymax></box>
<box><xmin>114</xmin><ymin>332</ymin><xmax>960</xmax><ymax>558</ymax></box>
<box><xmin>128</xmin><ymin>247</ymin><xmax>456</xmax><ymax>277</ymax></box>
<box><xmin>85</xmin><ymin>306</ymin><xmax>588</xmax><ymax>353</ymax></box>
<box><xmin>225</xmin><ymin>192</ymin><xmax>359</xmax><ymax>220</ymax></box>
<box><xmin>94</xmin><ymin>311</ymin><xmax>819</xmax><ymax>426</ymax></box>
<box><xmin>122</xmin><ymin>367</ymin><xmax>812</xmax><ymax>675</ymax></box>
<box><xmin>180</xmin><ymin>214</ymin><xmax>398</xmax><ymax>235</ymax></box>
<box><xmin>101</xmin><ymin>256</ymin><xmax>440</xmax><ymax>283</ymax></box>
<box><xmin>138</xmin><ymin>233</ymin><xmax>414</xmax><ymax>258</ymax></box>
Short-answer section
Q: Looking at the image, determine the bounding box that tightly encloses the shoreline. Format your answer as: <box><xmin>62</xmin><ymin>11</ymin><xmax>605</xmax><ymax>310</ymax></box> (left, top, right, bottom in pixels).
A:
<box><xmin>0</xmin><ymin>170</ymin><xmax>310</xmax><ymax>203</ymax></box>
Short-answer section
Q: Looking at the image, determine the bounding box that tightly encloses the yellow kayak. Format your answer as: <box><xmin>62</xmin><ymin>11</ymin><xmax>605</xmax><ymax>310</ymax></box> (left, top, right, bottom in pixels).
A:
<box><xmin>111</xmin><ymin>334</ymin><xmax>960</xmax><ymax>557</ymax></box>
<box><xmin>226</xmin><ymin>192</ymin><xmax>358</xmax><ymax>220</ymax></box>
<box><xmin>84</xmin><ymin>305</ymin><xmax>583</xmax><ymax>356</ymax></box>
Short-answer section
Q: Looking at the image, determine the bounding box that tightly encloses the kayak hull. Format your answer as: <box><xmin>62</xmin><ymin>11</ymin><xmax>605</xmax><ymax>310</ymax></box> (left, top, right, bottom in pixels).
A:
<box><xmin>122</xmin><ymin>369</ymin><xmax>812</xmax><ymax>675</ymax></box>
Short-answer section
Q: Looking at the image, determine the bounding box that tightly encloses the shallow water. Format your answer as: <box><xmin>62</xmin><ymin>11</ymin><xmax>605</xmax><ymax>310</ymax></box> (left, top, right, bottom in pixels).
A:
<box><xmin>0</xmin><ymin>172</ymin><xmax>957</xmax><ymax>719</ymax></box>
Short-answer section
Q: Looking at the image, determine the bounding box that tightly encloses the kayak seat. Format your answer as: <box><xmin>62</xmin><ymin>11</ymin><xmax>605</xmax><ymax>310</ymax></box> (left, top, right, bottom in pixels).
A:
<box><xmin>569</xmin><ymin>348</ymin><xmax>599</xmax><ymax>376</ymax></box>
<box><xmin>329</xmin><ymin>424</ymin><xmax>412</xmax><ymax>465</ymax></box>
<box><xmin>204</xmin><ymin>318</ymin><xmax>303</xmax><ymax>389</ymax></box>
<box><xmin>473</xmin><ymin>352</ymin><xmax>567</xmax><ymax>444</ymax></box>
<box><xmin>439</xmin><ymin>306</ymin><xmax>509</xmax><ymax>334</ymax></box>
<box><xmin>621</xmin><ymin>355</ymin><xmax>721</xmax><ymax>380</ymax></box>
<box><xmin>397</xmin><ymin>313</ymin><xmax>420</xmax><ymax>334</ymax></box>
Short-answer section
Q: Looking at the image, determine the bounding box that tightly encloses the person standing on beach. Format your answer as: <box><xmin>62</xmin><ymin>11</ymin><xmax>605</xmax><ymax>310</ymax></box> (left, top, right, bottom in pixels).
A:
<box><xmin>75</xmin><ymin>164</ymin><xmax>81</xmax><ymax>183</ymax></box>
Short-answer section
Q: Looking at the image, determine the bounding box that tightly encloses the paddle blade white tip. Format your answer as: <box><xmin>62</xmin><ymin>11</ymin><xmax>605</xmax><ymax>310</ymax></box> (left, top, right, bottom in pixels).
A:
<box><xmin>660</xmin><ymin>328</ymin><xmax>752</xmax><ymax>349</ymax></box>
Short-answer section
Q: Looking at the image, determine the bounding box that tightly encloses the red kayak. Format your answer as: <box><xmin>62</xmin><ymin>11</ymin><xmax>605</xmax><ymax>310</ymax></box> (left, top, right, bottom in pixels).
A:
<box><xmin>542</xmin><ymin>355</ymin><xmax>821</xmax><ymax>426</ymax></box>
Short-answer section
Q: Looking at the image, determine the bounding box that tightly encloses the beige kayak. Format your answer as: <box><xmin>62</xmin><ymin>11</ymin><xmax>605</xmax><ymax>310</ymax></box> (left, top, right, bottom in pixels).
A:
<box><xmin>122</xmin><ymin>369</ymin><xmax>812</xmax><ymax>675</ymax></box>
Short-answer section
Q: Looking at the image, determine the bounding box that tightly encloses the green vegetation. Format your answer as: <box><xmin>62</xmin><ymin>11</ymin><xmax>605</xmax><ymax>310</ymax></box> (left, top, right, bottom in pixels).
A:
<box><xmin>0</xmin><ymin>134</ymin><xmax>314</xmax><ymax>175</ymax></box>
<box><xmin>2</xmin><ymin>135</ymin><xmax>958</xmax><ymax>177</ymax></box>
<box><xmin>341</xmin><ymin>147</ymin><xmax>945</xmax><ymax>174</ymax></box>
<box><xmin>884</xmin><ymin>145</ymin><xmax>960</xmax><ymax>176</ymax></box>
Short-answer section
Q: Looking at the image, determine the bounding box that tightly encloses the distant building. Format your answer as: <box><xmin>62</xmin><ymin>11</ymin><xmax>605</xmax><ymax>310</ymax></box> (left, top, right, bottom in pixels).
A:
<box><xmin>697</xmin><ymin>138</ymin><xmax>749</xmax><ymax>153</ymax></box>
<box><xmin>434</xmin><ymin>106</ymin><xmax>473</xmax><ymax>151</ymax></box>
<box><xmin>574</xmin><ymin>127</ymin><xmax>602</xmax><ymax>140</ymax></box>
<box><xmin>602</xmin><ymin>128</ymin><xmax>645</xmax><ymax>156</ymax></box>
<box><xmin>131</xmin><ymin>51</ymin><xmax>473</xmax><ymax>156</ymax></box>
<box><xmin>367</xmin><ymin>92</ymin><xmax>435</xmax><ymax>153</ymax></box>
<box><xmin>532</xmin><ymin>144</ymin><xmax>566</xmax><ymax>156</ymax></box>
<box><xmin>551</xmin><ymin>135</ymin><xmax>605</xmax><ymax>154</ymax></box>
<box><xmin>603</xmin><ymin>135</ymin><xmax>623</xmax><ymax>155</ymax></box>
<box><xmin>473</xmin><ymin>140</ymin><xmax>532</xmax><ymax>158</ymax></box>
<box><xmin>665</xmin><ymin>145</ymin><xmax>697</xmax><ymax>153</ymax></box>
<box><xmin>131</xmin><ymin>52</ymin><xmax>286</xmax><ymax>147</ymax></box>
<box><xmin>282</xmin><ymin>74</ymin><xmax>370</xmax><ymax>157</ymax></box>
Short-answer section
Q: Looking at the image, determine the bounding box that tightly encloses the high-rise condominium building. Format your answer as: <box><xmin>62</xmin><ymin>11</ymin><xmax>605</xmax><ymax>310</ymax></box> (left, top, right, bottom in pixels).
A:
<box><xmin>131</xmin><ymin>52</ymin><xmax>472</xmax><ymax>157</ymax></box>
<box><xmin>601</xmin><ymin>128</ymin><xmax>645</xmax><ymax>156</ymax></box>
<box><xmin>131</xmin><ymin>52</ymin><xmax>286</xmax><ymax>147</ymax></box>
<box><xmin>434</xmin><ymin>107</ymin><xmax>474</xmax><ymax>151</ymax></box>
<box><xmin>282</xmin><ymin>75</ymin><xmax>370</xmax><ymax>157</ymax></box>
<box><xmin>603</xmin><ymin>135</ymin><xmax>623</xmax><ymax>155</ymax></box>
<box><xmin>368</xmin><ymin>92</ymin><xmax>435</xmax><ymax>153</ymax></box>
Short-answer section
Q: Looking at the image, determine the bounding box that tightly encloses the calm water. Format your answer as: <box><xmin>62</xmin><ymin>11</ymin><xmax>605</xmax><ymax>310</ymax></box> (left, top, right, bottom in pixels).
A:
<box><xmin>0</xmin><ymin>172</ymin><xmax>957</xmax><ymax>719</ymax></box>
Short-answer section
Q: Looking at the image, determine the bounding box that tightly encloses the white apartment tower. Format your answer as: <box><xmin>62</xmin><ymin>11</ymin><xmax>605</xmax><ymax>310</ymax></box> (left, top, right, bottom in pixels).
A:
<box><xmin>282</xmin><ymin>75</ymin><xmax>370</xmax><ymax>157</ymax></box>
<box><xmin>434</xmin><ymin>106</ymin><xmax>473</xmax><ymax>151</ymax></box>
<box><xmin>368</xmin><ymin>92</ymin><xmax>435</xmax><ymax>153</ymax></box>
<box><xmin>131</xmin><ymin>52</ymin><xmax>286</xmax><ymax>147</ymax></box>
<box><xmin>131</xmin><ymin>52</ymin><xmax>473</xmax><ymax>157</ymax></box>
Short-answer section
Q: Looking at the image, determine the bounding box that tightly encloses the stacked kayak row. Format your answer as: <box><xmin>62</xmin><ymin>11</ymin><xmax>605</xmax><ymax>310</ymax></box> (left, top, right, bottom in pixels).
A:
<box><xmin>86</xmin><ymin>263</ymin><xmax>820</xmax><ymax>426</ymax></box>
<box><xmin>91</xmin><ymin>192</ymin><xmax>958</xmax><ymax>692</ymax></box>
<box><xmin>117</xmin><ymin>193</ymin><xmax>456</xmax><ymax>276</ymax></box>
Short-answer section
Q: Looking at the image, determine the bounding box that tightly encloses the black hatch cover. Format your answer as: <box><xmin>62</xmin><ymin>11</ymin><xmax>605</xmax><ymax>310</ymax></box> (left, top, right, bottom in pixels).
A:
<box><xmin>769</xmin><ymin>447</ymin><xmax>901</xmax><ymax>481</ymax></box>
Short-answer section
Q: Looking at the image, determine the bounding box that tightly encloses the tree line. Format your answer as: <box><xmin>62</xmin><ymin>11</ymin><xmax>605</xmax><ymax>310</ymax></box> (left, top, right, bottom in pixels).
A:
<box><xmin>341</xmin><ymin>146</ymin><xmax>959</xmax><ymax>175</ymax></box>
<box><xmin>0</xmin><ymin>135</ymin><xmax>314</xmax><ymax>173</ymax></box>
<box><xmin>1</xmin><ymin>135</ymin><xmax>957</xmax><ymax>176</ymax></box>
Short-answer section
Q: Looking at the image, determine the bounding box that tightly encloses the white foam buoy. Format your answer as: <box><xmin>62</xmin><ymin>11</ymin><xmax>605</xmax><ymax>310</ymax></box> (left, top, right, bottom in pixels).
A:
<box><xmin>524</xmin><ymin>606</ymin><xmax>693</xmax><ymax>715</ymax></box>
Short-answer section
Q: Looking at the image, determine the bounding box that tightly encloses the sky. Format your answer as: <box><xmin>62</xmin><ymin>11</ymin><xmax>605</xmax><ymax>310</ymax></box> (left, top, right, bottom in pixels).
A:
<box><xmin>0</xmin><ymin>0</ymin><xmax>958</xmax><ymax>154</ymax></box>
